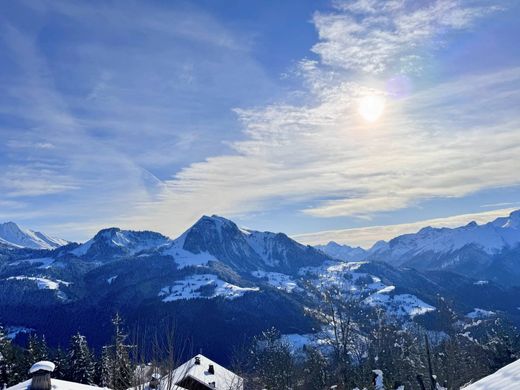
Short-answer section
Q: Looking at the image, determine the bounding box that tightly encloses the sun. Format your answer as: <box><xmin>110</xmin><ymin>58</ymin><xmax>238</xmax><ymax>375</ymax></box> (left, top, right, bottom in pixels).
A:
<box><xmin>358</xmin><ymin>95</ymin><xmax>386</xmax><ymax>122</ymax></box>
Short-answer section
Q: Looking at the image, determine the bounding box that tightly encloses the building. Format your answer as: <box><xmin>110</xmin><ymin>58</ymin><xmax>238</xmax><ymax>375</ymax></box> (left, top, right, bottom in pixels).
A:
<box><xmin>463</xmin><ymin>358</ymin><xmax>520</xmax><ymax>389</ymax></box>
<box><xmin>133</xmin><ymin>354</ymin><xmax>243</xmax><ymax>390</ymax></box>
<box><xmin>6</xmin><ymin>361</ymin><xmax>110</xmax><ymax>390</ymax></box>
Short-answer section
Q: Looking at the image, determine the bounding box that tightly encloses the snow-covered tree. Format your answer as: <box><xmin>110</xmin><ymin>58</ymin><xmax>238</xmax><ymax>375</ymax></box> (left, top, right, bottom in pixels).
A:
<box><xmin>101</xmin><ymin>313</ymin><xmax>134</xmax><ymax>390</ymax></box>
<box><xmin>251</xmin><ymin>327</ymin><xmax>295</xmax><ymax>390</ymax></box>
<box><xmin>0</xmin><ymin>326</ymin><xmax>19</xmax><ymax>387</ymax></box>
<box><xmin>100</xmin><ymin>345</ymin><xmax>113</xmax><ymax>388</ymax></box>
<box><xmin>66</xmin><ymin>332</ymin><xmax>95</xmax><ymax>384</ymax></box>
<box><xmin>52</xmin><ymin>347</ymin><xmax>68</xmax><ymax>380</ymax></box>
<box><xmin>25</xmin><ymin>333</ymin><xmax>48</xmax><ymax>371</ymax></box>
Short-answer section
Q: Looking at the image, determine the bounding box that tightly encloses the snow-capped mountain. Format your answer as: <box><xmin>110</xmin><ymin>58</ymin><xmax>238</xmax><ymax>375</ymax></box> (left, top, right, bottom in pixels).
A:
<box><xmin>1</xmin><ymin>213</ymin><xmax>520</xmax><ymax>362</ymax></box>
<box><xmin>367</xmin><ymin>210</ymin><xmax>520</xmax><ymax>285</ymax></box>
<box><xmin>0</xmin><ymin>222</ymin><xmax>68</xmax><ymax>250</ymax></box>
<box><xmin>315</xmin><ymin>241</ymin><xmax>367</xmax><ymax>261</ymax></box>
<box><xmin>164</xmin><ymin>215</ymin><xmax>331</xmax><ymax>273</ymax></box>
<box><xmin>70</xmin><ymin>227</ymin><xmax>171</xmax><ymax>259</ymax></box>
<box><xmin>370</xmin><ymin>210</ymin><xmax>520</xmax><ymax>262</ymax></box>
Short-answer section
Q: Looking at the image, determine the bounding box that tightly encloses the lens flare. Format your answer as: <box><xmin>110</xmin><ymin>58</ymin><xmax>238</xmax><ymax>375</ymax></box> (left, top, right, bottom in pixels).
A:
<box><xmin>358</xmin><ymin>95</ymin><xmax>386</xmax><ymax>122</ymax></box>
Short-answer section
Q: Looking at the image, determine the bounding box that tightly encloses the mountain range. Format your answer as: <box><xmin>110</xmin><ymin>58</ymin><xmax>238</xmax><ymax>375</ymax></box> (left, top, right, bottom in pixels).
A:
<box><xmin>1</xmin><ymin>210</ymin><xmax>519</xmax><ymax>362</ymax></box>
<box><xmin>319</xmin><ymin>209</ymin><xmax>520</xmax><ymax>286</ymax></box>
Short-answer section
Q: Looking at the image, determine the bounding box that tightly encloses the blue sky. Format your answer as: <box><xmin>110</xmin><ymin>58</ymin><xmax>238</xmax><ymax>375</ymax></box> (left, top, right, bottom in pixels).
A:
<box><xmin>1</xmin><ymin>0</ymin><xmax>520</xmax><ymax>247</ymax></box>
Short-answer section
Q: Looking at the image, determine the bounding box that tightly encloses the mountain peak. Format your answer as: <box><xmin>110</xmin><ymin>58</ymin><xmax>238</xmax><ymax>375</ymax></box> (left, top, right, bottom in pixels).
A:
<box><xmin>72</xmin><ymin>227</ymin><xmax>170</xmax><ymax>259</ymax></box>
<box><xmin>507</xmin><ymin>209</ymin><xmax>520</xmax><ymax>226</ymax></box>
<box><xmin>0</xmin><ymin>221</ymin><xmax>67</xmax><ymax>250</ymax></box>
<box><xmin>93</xmin><ymin>227</ymin><xmax>122</xmax><ymax>240</ymax></box>
<box><xmin>198</xmin><ymin>214</ymin><xmax>237</xmax><ymax>227</ymax></box>
<box><xmin>315</xmin><ymin>241</ymin><xmax>367</xmax><ymax>261</ymax></box>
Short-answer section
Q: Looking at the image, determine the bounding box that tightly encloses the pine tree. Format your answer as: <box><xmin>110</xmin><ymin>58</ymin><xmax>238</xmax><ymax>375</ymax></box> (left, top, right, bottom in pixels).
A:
<box><xmin>66</xmin><ymin>332</ymin><xmax>95</xmax><ymax>384</ymax></box>
<box><xmin>100</xmin><ymin>346</ymin><xmax>114</xmax><ymax>388</ymax></box>
<box><xmin>25</xmin><ymin>334</ymin><xmax>48</xmax><ymax>371</ymax></box>
<box><xmin>251</xmin><ymin>327</ymin><xmax>295</xmax><ymax>390</ymax></box>
<box><xmin>0</xmin><ymin>326</ymin><xmax>17</xmax><ymax>387</ymax></box>
<box><xmin>53</xmin><ymin>347</ymin><xmax>68</xmax><ymax>380</ymax></box>
<box><xmin>101</xmin><ymin>313</ymin><xmax>134</xmax><ymax>390</ymax></box>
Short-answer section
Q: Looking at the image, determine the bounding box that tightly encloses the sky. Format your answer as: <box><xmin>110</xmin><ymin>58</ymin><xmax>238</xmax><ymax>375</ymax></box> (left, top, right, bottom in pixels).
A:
<box><xmin>1</xmin><ymin>0</ymin><xmax>520</xmax><ymax>248</ymax></box>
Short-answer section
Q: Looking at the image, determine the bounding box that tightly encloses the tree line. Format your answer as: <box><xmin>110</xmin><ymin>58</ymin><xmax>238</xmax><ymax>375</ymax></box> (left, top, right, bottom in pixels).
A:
<box><xmin>1</xmin><ymin>290</ymin><xmax>520</xmax><ymax>390</ymax></box>
<box><xmin>0</xmin><ymin>313</ymin><xmax>133</xmax><ymax>390</ymax></box>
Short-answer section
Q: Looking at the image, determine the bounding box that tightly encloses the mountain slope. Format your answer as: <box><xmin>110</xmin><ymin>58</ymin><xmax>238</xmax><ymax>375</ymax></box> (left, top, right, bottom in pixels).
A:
<box><xmin>70</xmin><ymin>227</ymin><xmax>171</xmax><ymax>260</ymax></box>
<box><xmin>163</xmin><ymin>215</ymin><xmax>332</xmax><ymax>273</ymax></box>
<box><xmin>367</xmin><ymin>210</ymin><xmax>520</xmax><ymax>286</ymax></box>
<box><xmin>0</xmin><ymin>222</ymin><xmax>68</xmax><ymax>250</ymax></box>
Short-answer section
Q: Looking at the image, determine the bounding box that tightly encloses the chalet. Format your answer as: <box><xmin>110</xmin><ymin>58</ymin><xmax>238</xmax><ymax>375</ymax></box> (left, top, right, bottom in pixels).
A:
<box><xmin>6</xmin><ymin>361</ymin><xmax>110</xmax><ymax>390</ymax></box>
<box><xmin>133</xmin><ymin>354</ymin><xmax>243</xmax><ymax>390</ymax></box>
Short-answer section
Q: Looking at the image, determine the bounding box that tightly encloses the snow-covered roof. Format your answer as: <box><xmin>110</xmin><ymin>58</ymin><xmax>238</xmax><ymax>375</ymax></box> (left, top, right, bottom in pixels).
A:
<box><xmin>463</xmin><ymin>358</ymin><xmax>520</xmax><ymax>389</ymax></box>
<box><xmin>133</xmin><ymin>354</ymin><xmax>243</xmax><ymax>390</ymax></box>
<box><xmin>29</xmin><ymin>361</ymin><xmax>56</xmax><ymax>374</ymax></box>
<box><xmin>6</xmin><ymin>379</ymin><xmax>109</xmax><ymax>390</ymax></box>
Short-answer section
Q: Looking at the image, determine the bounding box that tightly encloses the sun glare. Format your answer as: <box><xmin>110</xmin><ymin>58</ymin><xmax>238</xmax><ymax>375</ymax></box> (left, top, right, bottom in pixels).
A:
<box><xmin>358</xmin><ymin>95</ymin><xmax>386</xmax><ymax>122</ymax></box>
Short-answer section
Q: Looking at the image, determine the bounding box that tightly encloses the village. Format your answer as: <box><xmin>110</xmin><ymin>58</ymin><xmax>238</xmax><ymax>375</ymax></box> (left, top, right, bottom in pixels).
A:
<box><xmin>5</xmin><ymin>355</ymin><xmax>519</xmax><ymax>390</ymax></box>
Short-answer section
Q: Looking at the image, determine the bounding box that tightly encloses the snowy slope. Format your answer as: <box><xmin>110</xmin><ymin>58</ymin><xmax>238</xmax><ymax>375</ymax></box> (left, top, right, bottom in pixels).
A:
<box><xmin>71</xmin><ymin>227</ymin><xmax>171</xmax><ymax>259</ymax></box>
<box><xmin>299</xmin><ymin>261</ymin><xmax>435</xmax><ymax>319</ymax></box>
<box><xmin>369</xmin><ymin>210</ymin><xmax>520</xmax><ymax>266</ymax></box>
<box><xmin>0</xmin><ymin>222</ymin><xmax>68</xmax><ymax>250</ymax></box>
<box><xmin>463</xmin><ymin>357</ymin><xmax>520</xmax><ymax>389</ymax></box>
<box><xmin>315</xmin><ymin>241</ymin><xmax>367</xmax><ymax>261</ymax></box>
<box><xmin>159</xmin><ymin>274</ymin><xmax>259</xmax><ymax>302</ymax></box>
<box><xmin>162</xmin><ymin>215</ymin><xmax>331</xmax><ymax>272</ymax></box>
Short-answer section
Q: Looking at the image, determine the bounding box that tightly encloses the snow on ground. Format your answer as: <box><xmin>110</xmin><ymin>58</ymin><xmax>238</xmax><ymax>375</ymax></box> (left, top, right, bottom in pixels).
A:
<box><xmin>159</xmin><ymin>274</ymin><xmax>259</xmax><ymax>302</ymax></box>
<box><xmin>463</xmin><ymin>357</ymin><xmax>520</xmax><ymax>389</ymax></box>
<box><xmin>299</xmin><ymin>260</ymin><xmax>435</xmax><ymax>319</ymax></box>
<box><xmin>364</xmin><ymin>292</ymin><xmax>435</xmax><ymax>317</ymax></box>
<box><xmin>7</xmin><ymin>378</ymin><xmax>110</xmax><ymax>390</ymax></box>
<box><xmin>163</xmin><ymin>235</ymin><xmax>218</xmax><ymax>269</ymax></box>
<box><xmin>466</xmin><ymin>308</ymin><xmax>496</xmax><ymax>319</ymax></box>
<box><xmin>4</xmin><ymin>276</ymin><xmax>70</xmax><ymax>300</ymax></box>
<box><xmin>281</xmin><ymin>333</ymin><xmax>317</xmax><ymax>354</ymax></box>
<box><xmin>6</xmin><ymin>276</ymin><xmax>70</xmax><ymax>290</ymax></box>
<box><xmin>251</xmin><ymin>271</ymin><xmax>301</xmax><ymax>293</ymax></box>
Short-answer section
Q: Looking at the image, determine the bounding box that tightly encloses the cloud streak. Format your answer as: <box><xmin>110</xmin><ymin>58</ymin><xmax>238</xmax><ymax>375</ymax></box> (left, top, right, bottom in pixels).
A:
<box><xmin>293</xmin><ymin>207</ymin><xmax>520</xmax><ymax>248</ymax></box>
<box><xmin>135</xmin><ymin>1</ymin><xmax>519</xmax><ymax>237</ymax></box>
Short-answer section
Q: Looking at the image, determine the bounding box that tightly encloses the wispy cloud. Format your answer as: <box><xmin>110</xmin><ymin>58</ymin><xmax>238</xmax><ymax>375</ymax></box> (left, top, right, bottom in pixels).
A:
<box><xmin>294</xmin><ymin>207</ymin><xmax>519</xmax><ymax>248</ymax></box>
<box><xmin>0</xmin><ymin>1</ymin><xmax>276</xmax><ymax>239</ymax></box>
<box><xmin>313</xmin><ymin>0</ymin><xmax>499</xmax><ymax>73</ymax></box>
<box><xmin>0</xmin><ymin>0</ymin><xmax>517</xmax><ymax>242</ymax></box>
<box><xmin>135</xmin><ymin>0</ymin><xmax>520</xmax><ymax>236</ymax></box>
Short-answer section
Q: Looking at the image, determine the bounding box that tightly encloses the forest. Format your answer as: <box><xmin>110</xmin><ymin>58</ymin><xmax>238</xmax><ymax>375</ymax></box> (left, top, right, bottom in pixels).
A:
<box><xmin>1</xmin><ymin>287</ymin><xmax>519</xmax><ymax>390</ymax></box>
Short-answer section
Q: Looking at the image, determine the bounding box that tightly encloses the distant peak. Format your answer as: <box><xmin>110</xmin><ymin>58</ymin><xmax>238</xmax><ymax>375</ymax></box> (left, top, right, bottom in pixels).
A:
<box><xmin>0</xmin><ymin>221</ymin><xmax>22</xmax><ymax>230</ymax></box>
<box><xmin>210</xmin><ymin>214</ymin><xmax>234</xmax><ymax>223</ymax></box>
<box><xmin>195</xmin><ymin>215</ymin><xmax>237</xmax><ymax>228</ymax></box>
<box><xmin>93</xmin><ymin>227</ymin><xmax>121</xmax><ymax>239</ymax></box>
<box><xmin>0</xmin><ymin>221</ymin><xmax>66</xmax><ymax>249</ymax></box>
